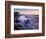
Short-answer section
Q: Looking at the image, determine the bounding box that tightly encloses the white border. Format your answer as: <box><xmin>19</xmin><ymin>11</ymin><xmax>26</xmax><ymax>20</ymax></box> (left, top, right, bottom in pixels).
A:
<box><xmin>11</xmin><ymin>5</ymin><xmax>42</xmax><ymax>34</ymax></box>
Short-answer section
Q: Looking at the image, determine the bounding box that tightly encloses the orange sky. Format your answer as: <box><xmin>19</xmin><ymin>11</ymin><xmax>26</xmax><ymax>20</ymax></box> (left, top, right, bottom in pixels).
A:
<box><xmin>15</xmin><ymin>10</ymin><xmax>39</xmax><ymax>15</ymax></box>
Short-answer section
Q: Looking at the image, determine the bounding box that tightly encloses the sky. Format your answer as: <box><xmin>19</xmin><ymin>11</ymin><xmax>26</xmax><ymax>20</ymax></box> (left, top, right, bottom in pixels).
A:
<box><xmin>14</xmin><ymin>9</ymin><xmax>39</xmax><ymax>15</ymax></box>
